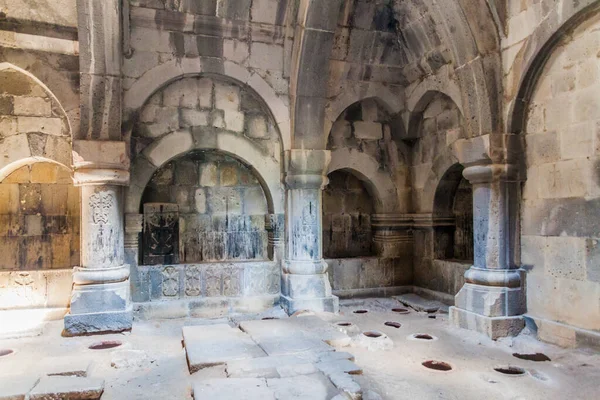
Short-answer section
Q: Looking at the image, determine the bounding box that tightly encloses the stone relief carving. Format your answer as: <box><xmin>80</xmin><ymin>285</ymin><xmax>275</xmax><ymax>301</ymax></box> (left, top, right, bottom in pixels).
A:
<box><xmin>89</xmin><ymin>191</ymin><xmax>114</xmax><ymax>224</ymax></box>
<box><xmin>223</xmin><ymin>267</ymin><xmax>241</xmax><ymax>297</ymax></box>
<box><xmin>13</xmin><ymin>272</ymin><xmax>34</xmax><ymax>286</ymax></box>
<box><xmin>185</xmin><ymin>266</ymin><xmax>202</xmax><ymax>297</ymax></box>
<box><xmin>205</xmin><ymin>267</ymin><xmax>221</xmax><ymax>297</ymax></box>
<box><xmin>162</xmin><ymin>266</ymin><xmax>179</xmax><ymax>297</ymax></box>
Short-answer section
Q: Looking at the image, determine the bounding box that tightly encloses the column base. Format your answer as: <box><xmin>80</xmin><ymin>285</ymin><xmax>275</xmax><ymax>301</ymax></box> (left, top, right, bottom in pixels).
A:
<box><xmin>280</xmin><ymin>295</ymin><xmax>339</xmax><ymax>314</ymax></box>
<box><xmin>64</xmin><ymin>308</ymin><xmax>133</xmax><ymax>336</ymax></box>
<box><xmin>449</xmin><ymin>306</ymin><xmax>524</xmax><ymax>340</ymax></box>
<box><xmin>280</xmin><ymin>272</ymin><xmax>339</xmax><ymax>314</ymax></box>
<box><xmin>64</xmin><ymin>279</ymin><xmax>133</xmax><ymax>336</ymax></box>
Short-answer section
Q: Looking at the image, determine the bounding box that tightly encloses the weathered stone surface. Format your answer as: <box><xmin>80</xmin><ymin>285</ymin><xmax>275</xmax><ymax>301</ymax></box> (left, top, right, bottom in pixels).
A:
<box><xmin>0</xmin><ymin>376</ymin><xmax>39</xmax><ymax>400</ymax></box>
<box><xmin>393</xmin><ymin>293</ymin><xmax>443</xmax><ymax>313</ymax></box>
<box><xmin>192</xmin><ymin>378</ymin><xmax>275</xmax><ymax>400</ymax></box>
<box><xmin>41</xmin><ymin>357</ymin><xmax>92</xmax><ymax>377</ymax></box>
<box><xmin>267</xmin><ymin>373</ymin><xmax>338</xmax><ymax>400</ymax></box>
<box><xmin>183</xmin><ymin>324</ymin><xmax>267</xmax><ymax>373</ymax></box>
<box><xmin>28</xmin><ymin>376</ymin><xmax>104</xmax><ymax>400</ymax></box>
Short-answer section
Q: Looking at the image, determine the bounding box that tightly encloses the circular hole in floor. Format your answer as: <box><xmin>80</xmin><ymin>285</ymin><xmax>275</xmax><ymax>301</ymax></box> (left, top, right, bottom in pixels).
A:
<box><xmin>363</xmin><ymin>331</ymin><xmax>383</xmax><ymax>338</ymax></box>
<box><xmin>337</xmin><ymin>322</ymin><xmax>353</xmax><ymax>327</ymax></box>
<box><xmin>89</xmin><ymin>340</ymin><xmax>122</xmax><ymax>350</ymax></box>
<box><xmin>512</xmin><ymin>353</ymin><xmax>551</xmax><ymax>362</ymax></box>
<box><xmin>422</xmin><ymin>360</ymin><xmax>452</xmax><ymax>371</ymax></box>
<box><xmin>384</xmin><ymin>321</ymin><xmax>401</xmax><ymax>328</ymax></box>
<box><xmin>261</xmin><ymin>317</ymin><xmax>278</xmax><ymax>320</ymax></box>
<box><xmin>414</xmin><ymin>334</ymin><xmax>434</xmax><ymax>340</ymax></box>
<box><xmin>494</xmin><ymin>366</ymin><xmax>526</xmax><ymax>376</ymax></box>
<box><xmin>428</xmin><ymin>315</ymin><xmax>436</xmax><ymax>319</ymax></box>
<box><xmin>0</xmin><ymin>349</ymin><xmax>14</xmax><ymax>357</ymax></box>
<box><xmin>391</xmin><ymin>308</ymin><xmax>410</xmax><ymax>314</ymax></box>
<box><xmin>353</xmin><ymin>310</ymin><xmax>368</xmax><ymax>314</ymax></box>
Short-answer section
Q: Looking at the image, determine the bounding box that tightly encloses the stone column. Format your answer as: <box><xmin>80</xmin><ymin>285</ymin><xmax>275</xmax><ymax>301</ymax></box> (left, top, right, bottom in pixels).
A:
<box><xmin>281</xmin><ymin>150</ymin><xmax>338</xmax><ymax>314</ymax></box>
<box><xmin>64</xmin><ymin>165</ymin><xmax>132</xmax><ymax>335</ymax></box>
<box><xmin>450</xmin><ymin>163</ymin><xmax>525</xmax><ymax>339</ymax></box>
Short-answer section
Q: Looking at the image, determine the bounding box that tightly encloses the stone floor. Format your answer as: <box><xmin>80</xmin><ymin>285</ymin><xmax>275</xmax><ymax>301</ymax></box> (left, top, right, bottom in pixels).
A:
<box><xmin>0</xmin><ymin>297</ymin><xmax>599</xmax><ymax>399</ymax></box>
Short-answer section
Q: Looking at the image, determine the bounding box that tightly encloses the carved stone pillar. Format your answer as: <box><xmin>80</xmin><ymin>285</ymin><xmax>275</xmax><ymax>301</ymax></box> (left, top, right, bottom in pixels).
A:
<box><xmin>281</xmin><ymin>150</ymin><xmax>338</xmax><ymax>314</ymax></box>
<box><xmin>64</xmin><ymin>142</ymin><xmax>132</xmax><ymax>335</ymax></box>
<box><xmin>266</xmin><ymin>213</ymin><xmax>285</xmax><ymax>264</ymax></box>
<box><xmin>450</xmin><ymin>163</ymin><xmax>525</xmax><ymax>339</ymax></box>
<box><xmin>124</xmin><ymin>213</ymin><xmax>143</xmax><ymax>267</ymax></box>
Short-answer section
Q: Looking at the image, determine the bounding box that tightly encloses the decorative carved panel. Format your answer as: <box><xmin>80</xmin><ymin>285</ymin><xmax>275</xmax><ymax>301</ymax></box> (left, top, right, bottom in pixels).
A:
<box><xmin>162</xmin><ymin>266</ymin><xmax>179</xmax><ymax>297</ymax></box>
<box><xmin>185</xmin><ymin>266</ymin><xmax>202</xmax><ymax>297</ymax></box>
<box><xmin>143</xmin><ymin>203</ymin><xmax>179</xmax><ymax>265</ymax></box>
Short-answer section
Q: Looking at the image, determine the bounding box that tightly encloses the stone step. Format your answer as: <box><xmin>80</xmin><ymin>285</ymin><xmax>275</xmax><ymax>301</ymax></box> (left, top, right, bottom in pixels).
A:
<box><xmin>183</xmin><ymin>324</ymin><xmax>267</xmax><ymax>373</ymax></box>
<box><xmin>40</xmin><ymin>356</ymin><xmax>92</xmax><ymax>377</ymax></box>
<box><xmin>27</xmin><ymin>376</ymin><xmax>104</xmax><ymax>400</ymax></box>
<box><xmin>393</xmin><ymin>293</ymin><xmax>444</xmax><ymax>313</ymax></box>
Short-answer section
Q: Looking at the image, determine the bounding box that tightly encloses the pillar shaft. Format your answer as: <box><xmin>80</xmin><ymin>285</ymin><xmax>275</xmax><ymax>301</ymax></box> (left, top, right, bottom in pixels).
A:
<box><xmin>280</xmin><ymin>150</ymin><xmax>338</xmax><ymax>314</ymax></box>
<box><xmin>450</xmin><ymin>163</ymin><xmax>525</xmax><ymax>339</ymax></box>
<box><xmin>64</xmin><ymin>141</ymin><xmax>132</xmax><ymax>335</ymax></box>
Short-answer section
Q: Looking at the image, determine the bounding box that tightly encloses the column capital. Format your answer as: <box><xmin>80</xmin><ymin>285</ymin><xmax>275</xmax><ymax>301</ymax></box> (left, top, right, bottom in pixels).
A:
<box><xmin>462</xmin><ymin>163</ymin><xmax>521</xmax><ymax>184</ymax></box>
<box><xmin>284</xmin><ymin>149</ymin><xmax>331</xmax><ymax>189</ymax></box>
<box><xmin>73</xmin><ymin>140</ymin><xmax>130</xmax><ymax>186</ymax></box>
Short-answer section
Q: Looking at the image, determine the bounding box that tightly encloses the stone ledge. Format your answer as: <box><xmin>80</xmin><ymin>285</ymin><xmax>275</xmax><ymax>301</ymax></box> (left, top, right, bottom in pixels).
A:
<box><xmin>524</xmin><ymin>314</ymin><xmax>600</xmax><ymax>350</ymax></box>
<box><xmin>133</xmin><ymin>295</ymin><xmax>279</xmax><ymax>320</ymax></box>
<box><xmin>449</xmin><ymin>306</ymin><xmax>524</xmax><ymax>340</ymax></box>
<box><xmin>63</xmin><ymin>309</ymin><xmax>133</xmax><ymax>336</ymax></box>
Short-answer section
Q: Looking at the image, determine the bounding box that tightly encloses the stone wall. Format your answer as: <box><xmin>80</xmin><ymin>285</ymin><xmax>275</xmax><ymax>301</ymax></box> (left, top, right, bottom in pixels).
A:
<box><xmin>141</xmin><ymin>151</ymin><xmax>268</xmax><ymax>263</ymax></box>
<box><xmin>0</xmin><ymin>67</ymin><xmax>72</xmax><ymax>174</ymax></box>
<box><xmin>520</xmin><ymin>11</ymin><xmax>600</xmax><ymax>338</ymax></box>
<box><xmin>132</xmin><ymin>261</ymin><xmax>280</xmax><ymax>319</ymax></box>
<box><xmin>0</xmin><ymin>162</ymin><xmax>78</xmax><ymax>314</ymax></box>
<box><xmin>123</xmin><ymin>0</ymin><xmax>289</xmax><ymax>99</ymax></box>
<box><xmin>411</xmin><ymin>92</ymin><xmax>465</xmax><ymax>212</ymax></box>
<box><xmin>323</xmin><ymin>170</ymin><xmax>374</xmax><ymax>258</ymax></box>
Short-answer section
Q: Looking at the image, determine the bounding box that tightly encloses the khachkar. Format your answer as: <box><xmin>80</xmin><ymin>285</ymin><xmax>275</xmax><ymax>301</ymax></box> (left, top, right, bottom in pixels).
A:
<box><xmin>450</xmin><ymin>163</ymin><xmax>525</xmax><ymax>339</ymax></box>
<box><xmin>64</xmin><ymin>141</ymin><xmax>132</xmax><ymax>335</ymax></box>
<box><xmin>281</xmin><ymin>150</ymin><xmax>339</xmax><ymax>314</ymax></box>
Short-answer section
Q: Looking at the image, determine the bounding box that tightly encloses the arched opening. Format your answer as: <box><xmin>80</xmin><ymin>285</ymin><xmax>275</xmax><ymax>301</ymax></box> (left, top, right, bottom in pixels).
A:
<box><xmin>0</xmin><ymin>162</ymin><xmax>79</xmax><ymax>271</ymax></box>
<box><xmin>323</xmin><ymin>170</ymin><xmax>375</xmax><ymax>258</ymax></box>
<box><xmin>140</xmin><ymin>150</ymin><xmax>269</xmax><ymax>264</ymax></box>
<box><xmin>432</xmin><ymin>164</ymin><xmax>473</xmax><ymax>262</ymax></box>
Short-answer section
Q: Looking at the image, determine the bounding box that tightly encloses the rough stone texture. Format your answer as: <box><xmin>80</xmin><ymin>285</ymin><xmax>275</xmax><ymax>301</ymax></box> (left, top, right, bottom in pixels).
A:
<box><xmin>394</xmin><ymin>293</ymin><xmax>443</xmax><ymax>313</ymax></box>
<box><xmin>519</xmin><ymin>10</ymin><xmax>600</xmax><ymax>337</ymax></box>
<box><xmin>27</xmin><ymin>376</ymin><xmax>104</xmax><ymax>400</ymax></box>
<box><xmin>192</xmin><ymin>378</ymin><xmax>275</xmax><ymax>400</ymax></box>
<box><xmin>323</xmin><ymin>170</ymin><xmax>374</xmax><ymax>258</ymax></box>
<box><xmin>183</xmin><ymin>324</ymin><xmax>267</xmax><ymax>373</ymax></box>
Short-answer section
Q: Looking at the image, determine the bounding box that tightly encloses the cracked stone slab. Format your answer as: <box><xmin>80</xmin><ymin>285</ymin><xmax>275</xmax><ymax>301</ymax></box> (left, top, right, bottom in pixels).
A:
<box><xmin>0</xmin><ymin>376</ymin><xmax>40</xmax><ymax>400</ymax></box>
<box><xmin>326</xmin><ymin>372</ymin><xmax>362</xmax><ymax>400</ymax></box>
<box><xmin>40</xmin><ymin>356</ymin><xmax>92</xmax><ymax>377</ymax></box>
<box><xmin>183</xmin><ymin>324</ymin><xmax>267</xmax><ymax>373</ymax></box>
<box><xmin>227</xmin><ymin>355</ymin><xmax>308</xmax><ymax>378</ymax></box>
<box><xmin>393</xmin><ymin>293</ymin><xmax>444</xmax><ymax>313</ymax></box>
<box><xmin>316</xmin><ymin>359</ymin><xmax>363</xmax><ymax>375</ymax></box>
<box><xmin>192</xmin><ymin>378</ymin><xmax>275</xmax><ymax>400</ymax></box>
<box><xmin>28</xmin><ymin>376</ymin><xmax>104</xmax><ymax>400</ymax></box>
<box><xmin>267</xmin><ymin>373</ymin><xmax>339</xmax><ymax>399</ymax></box>
<box><xmin>239</xmin><ymin>317</ymin><xmax>347</xmax><ymax>356</ymax></box>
